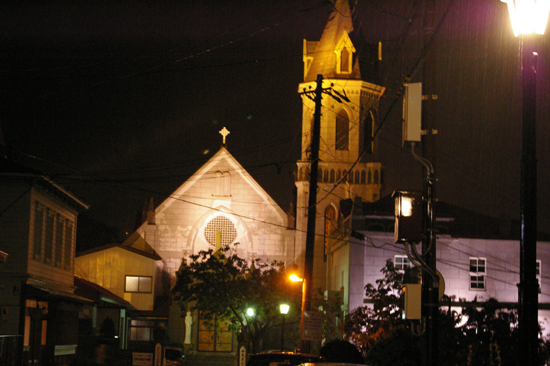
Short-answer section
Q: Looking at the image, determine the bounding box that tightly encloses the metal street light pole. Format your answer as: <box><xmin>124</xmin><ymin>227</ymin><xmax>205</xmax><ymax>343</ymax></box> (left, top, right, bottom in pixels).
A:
<box><xmin>519</xmin><ymin>32</ymin><xmax>539</xmax><ymax>366</ymax></box>
<box><xmin>280</xmin><ymin>304</ymin><xmax>290</xmax><ymax>352</ymax></box>
<box><xmin>500</xmin><ymin>1</ymin><xmax>550</xmax><ymax>365</ymax></box>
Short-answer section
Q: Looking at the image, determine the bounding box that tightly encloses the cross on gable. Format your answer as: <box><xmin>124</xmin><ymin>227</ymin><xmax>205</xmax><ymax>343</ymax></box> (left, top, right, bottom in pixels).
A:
<box><xmin>219</xmin><ymin>127</ymin><xmax>230</xmax><ymax>145</ymax></box>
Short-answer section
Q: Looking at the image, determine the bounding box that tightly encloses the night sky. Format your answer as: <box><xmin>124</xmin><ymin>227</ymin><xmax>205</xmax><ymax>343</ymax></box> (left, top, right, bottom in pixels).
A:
<box><xmin>1</xmin><ymin>0</ymin><xmax>549</xmax><ymax>240</ymax></box>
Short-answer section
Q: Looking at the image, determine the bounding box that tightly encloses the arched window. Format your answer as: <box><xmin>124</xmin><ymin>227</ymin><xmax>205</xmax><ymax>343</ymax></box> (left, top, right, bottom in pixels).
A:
<box><xmin>361</xmin><ymin>170</ymin><xmax>366</xmax><ymax>184</ymax></box>
<box><xmin>348</xmin><ymin>170</ymin><xmax>353</xmax><ymax>183</ymax></box>
<box><xmin>355</xmin><ymin>171</ymin><xmax>360</xmax><ymax>184</ymax></box>
<box><xmin>368</xmin><ymin>170</ymin><xmax>372</xmax><ymax>184</ymax></box>
<box><xmin>324</xmin><ymin>170</ymin><xmax>329</xmax><ymax>182</ymax></box>
<box><xmin>335</xmin><ymin>110</ymin><xmax>349</xmax><ymax>151</ymax></box>
<box><xmin>374</xmin><ymin>169</ymin><xmax>379</xmax><ymax>184</ymax></box>
<box><xmin>342</xmin><ymin>170</ymin><xmax>348</xmax><ymax>182</ymax></box>
<box><xmin>340</xmin><ymin>48</ymin><xmax>350</xmax><ymax>73</ymax></box>
<box><xmin>363</xmin><ymin>110</ymin><xmax>374</xmax><ymax>154</ymax></box>
<box><xmin>318</xmin><ymin>168</ymin><xmax>323</xmax><ymax>182</ymax></box>
<box><xmin>330</xmin><ymin>169</ymin><xmax>335</xmax><ymax>183</ymax></box>
<box><xmin>324</xmin><ymin>206</ymin><xmax>337</xmax><ymax>259</ymax></box>
<box><xmin>336</xmin><ymin>170</ymin><xmax>341</xmax><ymax>182</ymax></box>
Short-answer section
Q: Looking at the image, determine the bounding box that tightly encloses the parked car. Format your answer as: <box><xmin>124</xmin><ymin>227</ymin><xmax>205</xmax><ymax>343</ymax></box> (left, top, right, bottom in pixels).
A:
<box><xmin>247</xmin><ymin>351</ymin><xmax>324</xmax><ymax>366</ymax></box>
<box><xmin>164</xmin><ymin>347</ymin><xmax>184</xmax><ymax>366</ymax></box>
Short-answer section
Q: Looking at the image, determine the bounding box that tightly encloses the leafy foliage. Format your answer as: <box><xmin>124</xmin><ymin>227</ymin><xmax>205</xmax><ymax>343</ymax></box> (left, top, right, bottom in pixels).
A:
<box><xmin>171</xmin><ymin>244</ymin><xmax>298</xmax><ymax>352</ymax></box>
<box><xmin>339</xmin><ymin>259</ymin><xmax>544</xmax><ymax>366</ymax></box>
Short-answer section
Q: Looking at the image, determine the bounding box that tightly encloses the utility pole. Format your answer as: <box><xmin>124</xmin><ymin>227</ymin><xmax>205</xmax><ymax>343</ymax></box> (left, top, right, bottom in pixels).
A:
<box><xmin>299</xmin><ymin>74</ymin><xmax>349</xmax><ymax>353</ymax></box>
<box><xmin>300</xmin><ymin>74</ymin><xmax>323</xmax><ymax>354</ymax></box>
<box><xmin>421</xmin><ymin>0</ymin><xmax>438</xmax><ymax>365</ymax></box>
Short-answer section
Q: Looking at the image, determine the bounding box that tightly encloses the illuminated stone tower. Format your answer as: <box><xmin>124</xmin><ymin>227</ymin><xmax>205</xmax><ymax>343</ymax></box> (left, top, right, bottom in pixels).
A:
<box><xmin>295</xmin><ymin>0</ymin><xmax>385</xmax><ymax>301</ymax></box>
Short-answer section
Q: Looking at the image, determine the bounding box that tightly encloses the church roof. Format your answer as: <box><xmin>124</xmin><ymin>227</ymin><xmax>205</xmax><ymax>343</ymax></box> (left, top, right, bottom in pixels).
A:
<box><xmin>153</xmin><ymin>146</ymin><xmax>287</xmax><ymax>222</ymax></box>
<box><xmin>303</xmin><ymin>0</ymin><xmax>379</xmax><ymax>84</ymax></box>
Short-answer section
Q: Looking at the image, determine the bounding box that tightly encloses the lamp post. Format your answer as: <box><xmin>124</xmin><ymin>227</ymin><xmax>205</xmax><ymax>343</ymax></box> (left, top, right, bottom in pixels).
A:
<box><xmin>501</xmin><ymin>1</ymin><xmax>550</xmax><ymax>365</ymax></box>
<box><xmin>279</xmin><ymin>304</ymin><xmax>290</xmax><ymax>352</ymax></box>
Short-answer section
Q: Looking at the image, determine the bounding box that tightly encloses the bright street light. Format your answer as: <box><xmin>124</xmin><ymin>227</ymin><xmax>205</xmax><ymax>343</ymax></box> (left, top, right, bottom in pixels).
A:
<box><xmin>289</xmin><ymin>274</ymin><xmax>303</xmax><ymax>282</ymax></box>
<box><xmin>501</xmin><ymin>0</ymin><xmax>550</xmax><ymax>36</ymax></box>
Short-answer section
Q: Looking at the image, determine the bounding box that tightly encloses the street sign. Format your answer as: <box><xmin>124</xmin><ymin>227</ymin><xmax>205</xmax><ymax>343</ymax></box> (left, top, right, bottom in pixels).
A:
<box><xmin>302</xmin><ymin>311</ymin><xmax>322</xmax><ymax>342</ymax></box>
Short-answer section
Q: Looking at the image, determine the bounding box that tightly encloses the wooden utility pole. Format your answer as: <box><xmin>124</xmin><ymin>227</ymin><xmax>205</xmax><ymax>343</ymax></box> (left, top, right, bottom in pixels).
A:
<box><xmin>300</xmin><ymin>74</ymin><xmax>323</xmax><ymax>354</ymax></box>
<box><xmin>421</xmin><ymin>1</ymin><xmax>438</xmax><ymax>366</ymax></box>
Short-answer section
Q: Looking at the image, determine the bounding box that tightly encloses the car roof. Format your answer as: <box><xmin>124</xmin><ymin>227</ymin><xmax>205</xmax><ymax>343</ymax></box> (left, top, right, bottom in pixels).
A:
<box><xmin>247</xmin><ymin>352</ymin><xmax>324</xmax><ymax>366</ymax></box>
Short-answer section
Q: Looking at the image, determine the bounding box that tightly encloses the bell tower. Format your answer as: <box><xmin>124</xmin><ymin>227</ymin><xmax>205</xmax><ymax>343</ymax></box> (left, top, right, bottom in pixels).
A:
<box><xmin>295</xmin><ymin>0</ymin><xmax>385</xmax><ymax>296</ymax></box>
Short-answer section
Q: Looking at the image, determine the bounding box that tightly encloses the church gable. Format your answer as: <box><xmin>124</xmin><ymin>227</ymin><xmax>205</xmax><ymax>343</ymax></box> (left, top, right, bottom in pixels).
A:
<box><xmin>154</xmin><ymin>147</ymin><xmax>286</xmax><ymax>222</ymax></box>
<box><xmin>135</xmin><ymin>143</ymin><xmax>291</xmax><ymax>276</ymax></box>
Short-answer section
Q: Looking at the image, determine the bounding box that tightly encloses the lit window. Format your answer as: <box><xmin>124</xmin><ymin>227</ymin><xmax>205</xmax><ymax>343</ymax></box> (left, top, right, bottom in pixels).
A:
<box><xmin>204</xmin><ymin>216</ymin><xmax>237</xmax><ymax>247</ymax></box>
<box><xmin>129</xmin><ymin>320</ymin><xmax>154</xmax><ymax>341</ymax></box>
<box><xmin>125</xmin><ymin>276</ymin><xmax>152</xmax><ymax>293</ymax></box>
<box><xmin>198</xmin><ymin>313</ymin><xmax>233</xmax><ymax>352</ymax></box>
<box><xmin>470</xmin><ymin>258</ymin><xmax>486</xmax><ymax>290</ymax></box>
<box><xmin>394</xmin><ymin>255</ymin><xmax>411</xmax><ymax>272</ymax></box>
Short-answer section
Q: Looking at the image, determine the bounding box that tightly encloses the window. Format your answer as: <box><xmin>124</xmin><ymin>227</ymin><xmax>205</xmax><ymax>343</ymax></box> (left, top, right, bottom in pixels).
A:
<box><xmin>125</xmin><ymin>276</ymin><xmax>152</xmax><ymax>293</ymax></box>
<box><xmin>537</xmin><ymin>260</ymin><xmax>542</xmax><ymax>292</ymax></box>
<box><xmin>363</xmin><ymin>111</ymin><xmax>374</xmax><ymax>154</ymax></box>
<box><xmin>32</xmin><ymin>201</ymin><xmax>74</xmax><ymax>269</ymax></box>
<box><xmin>64</xmin><ymin>221</ymin><xmax>74</xmax><ymax>270</ymax></box>
<box><xmin>360</xmin><ymin>170</ymin><xmax>366</xmax><ymax>184</ymax></box>
<box><xmin>470</xmin><ymin>258</ymin><xmax>486</xmax><ymax>290</ymax></box>
<box><xmin>394</xmin><ymin>255</ymin><xmax>411</xmax><ymax>272</ymax></box>
<box><xmin>354</xmin><ymin>171</ymin><xmax>360</xmax><ymax>184</ymax></box>
<box><xmin>204</xmin><ymin>216</ymin><xmax>237</xmax><ymax>247</ymax></box>
<box><xmin>335</xmin><ymin>110</ymin><xmax>349</xmax><ymax>150</ymax></box>
<box><xmin>55</xmin><ymin>217</ymin><xmax>64</xmax><ymax>267</ymax></box>
<box><xmin>324</xmin><ymin>206</ymin><xmax>337</xmax><ymax>259</ymax></box>
<box><xmin>44</xmin><ymin>210</ymin><xmax>55</xmax><ymax>264</ymax></box>
<box><xmin>198</xmin><ymin>313</ymin><xmax>233</xmax><ymax>352</ymax></box>
<box><xmin>214</xmin><ymin>171</ymin><xmax>231</xmax><ymax>196</ymax></box>
<box><xmin>330</xmin><ymin>169</ymin><xmax>335</xmax><ymax>183</ymax></box>
<box><xmin>129</xmin><ymin>320</ymin><xmax>154</xmax><ymax>341</ymax></box>
<box><xmin>33</xmin><ymin>203</ymin><xmax>44</xmax><ymax>260</ymax></box>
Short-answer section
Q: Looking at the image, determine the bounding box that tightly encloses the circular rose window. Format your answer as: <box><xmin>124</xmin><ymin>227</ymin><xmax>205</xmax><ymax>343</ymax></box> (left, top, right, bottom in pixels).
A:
<box><xmin>204</xmin><ymin>216</ymin><xmax>237</xmax><ymax>246</ymax></box>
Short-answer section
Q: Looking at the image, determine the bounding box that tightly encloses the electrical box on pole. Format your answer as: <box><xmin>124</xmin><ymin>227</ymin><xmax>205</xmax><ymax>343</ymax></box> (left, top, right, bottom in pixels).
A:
<box><xmin>403</xmin><ymin>82</ymin><xmax>422</xmax><ymax>146</ymax></box>
<box><xmin>402</xmin><ymin>284</ymin><xmax>422</xmax><ymax>320</ymax></box>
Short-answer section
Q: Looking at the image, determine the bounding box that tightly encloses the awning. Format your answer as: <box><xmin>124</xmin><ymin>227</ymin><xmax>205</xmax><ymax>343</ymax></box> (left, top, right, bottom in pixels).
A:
<box><xmin>25</xmin><ymin>284</ymin><xmax>94</xmax><ymax>305</ymax></box>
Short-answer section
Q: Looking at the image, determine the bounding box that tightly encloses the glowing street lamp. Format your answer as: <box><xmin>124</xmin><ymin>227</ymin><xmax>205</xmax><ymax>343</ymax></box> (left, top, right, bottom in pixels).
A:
<box><xmin>501</xmin><ymin>0</ymin><xmax>550</xmax><ymax>36</ymax></box>
<box><xmin>393</xmin><ymin>191</ymin><xmax>423</xmax><ymax>244</ymax></box>
<box><xmin>246</xmin><ymin>307</ymin><xmax>255</xmax><ymax>317</ymax></box>
<box><xmin>279</xmin><ymin>304</ymin><xmax>290</xmax><ymax>351</ymax></box>
<box><xmin>501</xmin><ymin>1</ymin><xmax>550</xmax><ymax>364</ymax></box>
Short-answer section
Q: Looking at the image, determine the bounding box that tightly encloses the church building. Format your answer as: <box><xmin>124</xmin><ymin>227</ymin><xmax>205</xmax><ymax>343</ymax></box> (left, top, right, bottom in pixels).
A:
<box><xmin>294</xmin><ymin>0</ymin><xmax>385</xmax><ymax>301</ymax></box>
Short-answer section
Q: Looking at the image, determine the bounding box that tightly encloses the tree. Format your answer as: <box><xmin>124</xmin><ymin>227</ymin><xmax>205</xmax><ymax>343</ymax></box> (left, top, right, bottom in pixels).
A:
<box><xmin>340</xmin><ymin>260</ymin><xmax>529</xmax><ymax>366</ymax></box>
<box><xmin>171</xmin><ymin>244</ymin><xmax>299</xmax><ymax>353</ymax></box>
